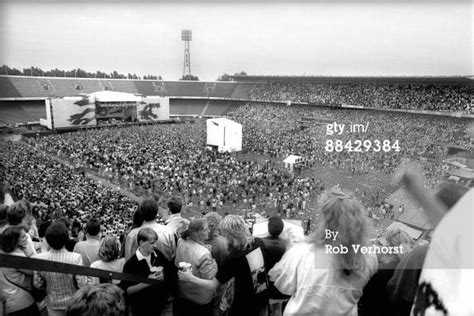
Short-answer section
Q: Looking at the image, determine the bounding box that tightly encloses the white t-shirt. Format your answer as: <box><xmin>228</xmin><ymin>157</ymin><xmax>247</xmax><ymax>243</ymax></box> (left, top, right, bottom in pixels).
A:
<box><xmin>413</xmin><ymin>189</ymin><xmax>474</xmax><ymax>315</ymax></box>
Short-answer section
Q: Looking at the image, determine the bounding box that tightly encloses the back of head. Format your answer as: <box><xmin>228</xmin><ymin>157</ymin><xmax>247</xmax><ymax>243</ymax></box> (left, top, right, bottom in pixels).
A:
<box><xmin>167</xmin><ymin>196</ymin><xmax>182</xmax><ymax>215</ymax></box>
<box><xmin>7</xmin><ymin>200</ymin><xmax>30</xmax><ymax>226</ymax></box>
<box><xmin>218</xmin><ymin>215</ymin><xmax>250</xmax><ymax>249</ymax></box>
<box><xmin>314</xmin><ymin>190</ymin><xmax>369</xmax><ymax>278</ymax></box>
<box><xmin>139</xmin><ymin>197</ymin><xmax>158</xmax><ymax>222</ymax></box>
<box><xmin>98</xmin><ymin>236</ymin><xmax>120</xmax><ymax>262</ymax></box>
<box><xmin>385</xmin><ymin>228</ymin><xmax>413</xmax><ymax>248</ymax></box>
<box><xmin>268</xmin><ymin>215</ymin><xmax>284</xmax><ymax>238</ymax></box>
<box><xmin>137</xmin><ymin>227</ymin><xmax>158</xmax><ymax>244</ymax></box>
<box><xmin>86</xmin><ymin>218</ymin><xmax>101</xmax><ymax>236</ymax></box>
<box><xmin>181</xmin><ymin>218</ymin><xmax>206</xmax><ymax>240</ymax></box>
<box><xmin>132</xmin><ymin>209</ymin><xmax>143</xmax><ymax>227</ymax></box>
<box><xmin>46</xmin><ymin>220</ymin><xmax>69</xmax><ymax>250</ymax></box>
<box><xmin>66</xmin><ymin>283</ymin><xmax>126</xmax><ymax>316</ymax></box>
<box><xmin>204</xmin><ymin>212</ymin><xmax>222</xmax><ymax>233</ymax></box>
<box><xmin>1</xmin><ymin>226</ymin><xmax>24</xmax><ymax>253</ymax></box>
<box><xmin>434</xmin><ymin>182</ymin><xmax>469</xmax><ymax>210</ymax></box>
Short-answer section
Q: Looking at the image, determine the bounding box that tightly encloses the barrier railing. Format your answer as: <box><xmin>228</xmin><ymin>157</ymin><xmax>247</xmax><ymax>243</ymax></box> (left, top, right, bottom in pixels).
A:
<box><xmin>0</xmin><ymin>253</ymin><xmax>160</xmax><ymax>285</ymax></box>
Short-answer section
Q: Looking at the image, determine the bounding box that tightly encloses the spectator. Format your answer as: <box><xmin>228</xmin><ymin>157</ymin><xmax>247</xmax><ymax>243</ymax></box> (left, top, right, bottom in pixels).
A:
<box><xmin>358</xmin><ymin>228</ymin><xmax>414</xmax><ymax>316</ymax></box>
<box><xmin>387</xmin><ymin>172</ymin><xmax>472</xmax><ymax>315</ymax></box>
<box><xmin>174</xmin><ymin>219</ymin><xmax>217</xmax><ymax>316</ymax></box>
<box><xmin>73</xmin><ymin>218</ymin><xmax>101</xmax><ymax>267</ymax></box>
<box><xmin>0</xmin><ymin>226</ymin><xmax>41</xmax><ymax>316</ymax></box>
<box><xmin>179</xmin><ymin>215</ymin><xmax>269</xmax><ymax>316</ymax></box>
<box><xmin>66</xmin><ymin>283</ymin><xmax>127</xmax><ymax>316</ymax></box>
<box><xmin>413</xmin><ymin>188</ymin><xmax>474</xmax><ymax>315</ymax></box>
<box><xmin>121</xmin><ymin>209</ymin><xmax>142</xmax><ymax>258</ymax></box>
<box><xmin>386</xmin><ymin>182</ymin><xmax>469</xmax><ymax>316</ymax></box>
<box><xmin>203</xmin><ymin>212</ymin><xmax>228</xmax><ymax>316</ymax></box>
<box><xmin>89</xmin><ymin>236</ymin><xmax>125</xmax><ymax>285</ymax></box>
<box><xmin>124</xmin><ymin>197</ymin><xmax>175</xmax><ymax>262</ymax></box>
<box><xmin>268</xmin><ymin>190</ymin><xmax>378</xmax><ymax>315</ymax></box>
<box><xmin>34</xmin><ymin>221</ymin><xmax>86</xmax><ymax>316</ymax></box>
<box><xmin>121</xmin><ymin>227</ymin><xmax>176</xmax><ymax>316</ymax></box>
<box><xmin>165</xmin><ymin>196</ymin><xmax>190</xmax><ymax>241</ymax></box>
<box><xmin>203</xmin><ymin>212</ymin><xmax>228</xmax><ymax>269</ymax></box>
<box><xmin>259</xmin><ymin>215</ymin><xmax>289</xmax><ymax>316</ymax></box>
<box><xmin>0</xmin><ymin>204</ymin><xmax>8</xmax><ymax>234</ymax></box>
<box><xmin>0</xmin><ymin>182</ymin><xmax>14</xmax><ymax>206</ymax></box>
<box><xmin>5</xmin><ymin>201</ymin><xmax>37</xmax><ymax>257</ymax></box>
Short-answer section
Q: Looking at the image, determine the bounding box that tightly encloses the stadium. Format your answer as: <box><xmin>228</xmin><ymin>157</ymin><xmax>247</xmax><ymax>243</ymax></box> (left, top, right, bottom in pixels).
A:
<box><xmin>1</xmin><ymin>1</ymin><xmax>474</xmax><ymax>316</ymax></box>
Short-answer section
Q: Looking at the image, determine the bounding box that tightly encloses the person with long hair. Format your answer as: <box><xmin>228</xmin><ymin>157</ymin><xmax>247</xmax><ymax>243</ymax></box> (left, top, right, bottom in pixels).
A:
<box><xmin>90</xmin><ymin>236</ymin><xmax>126</xmax><ymax>285</ymax></box>
<box><xmin>174</xmin><ymin>218</ymin><xmax>217</xmax><ymax>316</ymax></box>
<box><xmin>178</xmin><ymin>215</ymin><xmax>269</xmax><ymax>316</ymax></box>
<box><xmin>268</xmin><ymin>190</ymin><xmax>378</xmax><ymax>315</ymax></box>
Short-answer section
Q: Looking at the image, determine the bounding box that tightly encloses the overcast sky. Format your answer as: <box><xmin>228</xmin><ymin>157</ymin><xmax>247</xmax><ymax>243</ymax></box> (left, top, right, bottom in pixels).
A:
<box><xmin>0</xmin><ymin>0</ymin><xmax>472</xmax><ymax>81</ymax></box>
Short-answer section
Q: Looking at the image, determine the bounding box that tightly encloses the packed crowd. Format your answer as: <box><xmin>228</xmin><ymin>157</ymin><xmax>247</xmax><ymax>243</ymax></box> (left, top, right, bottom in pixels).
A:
<box><xmin>1</xmin><ymin>175</ymin><xmax>472</xmax><ymax>316</ymax></box>
<box><xmin>1</xmin><ymin>99</ymin><xmax>472</xmax><ymax>315</ymax></box>
<box><xmin>0</xmin><ymin>141</ymin><xmax>136</xmax><ymax>237</ymax></box>
<box><xmin>226</xmin><ymin>103</ymin><xmax>471</xmax><ymax>186</ymax></box>
<box><xmin>28</xmin><ymin>123</ymin><xmax>319</xmax><ymax>219</ymax></box>
<box><xmin>250</xmin><ymin>81</ymin><xmax>473</xmax><ymax>113</ymax></box>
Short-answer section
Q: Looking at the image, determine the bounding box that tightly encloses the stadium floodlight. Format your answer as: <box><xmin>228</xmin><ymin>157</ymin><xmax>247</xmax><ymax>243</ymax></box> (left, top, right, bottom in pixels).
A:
<box><xmin>181</xmin><ymin>29</ymin><xmax>192</xmax><ymax>78</ymax></box>
<box><xmin>181</xmin><ymin>29</ymin><xmax>192</xmax><ymax>41</ymax></box>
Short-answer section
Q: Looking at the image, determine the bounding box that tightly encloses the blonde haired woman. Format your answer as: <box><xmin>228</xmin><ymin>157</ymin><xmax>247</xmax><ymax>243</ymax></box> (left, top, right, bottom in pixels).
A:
<box><xmin>90</xmin><ymin>236</ymin><xmax>125</xmax><ymax>285</ymax></box>
<box><xmin>268</xmin><ymin>191</ymin><xmax>378</xmax><ymax>316</ymax></box>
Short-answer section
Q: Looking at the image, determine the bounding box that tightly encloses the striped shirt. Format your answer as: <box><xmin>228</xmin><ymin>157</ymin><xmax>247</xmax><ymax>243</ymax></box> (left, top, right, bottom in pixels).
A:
<box><xmin>34</xmin><ymin>248</ymin><xmax>86</xmax><ymax>311</ymax></box>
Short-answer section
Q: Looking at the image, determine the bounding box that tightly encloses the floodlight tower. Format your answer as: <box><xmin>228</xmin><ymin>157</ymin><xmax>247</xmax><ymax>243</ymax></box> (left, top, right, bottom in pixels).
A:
<box><xmin>181</xmin><ymin>29</ymin><xmax>192</xmax><ymax>78</ymax></box>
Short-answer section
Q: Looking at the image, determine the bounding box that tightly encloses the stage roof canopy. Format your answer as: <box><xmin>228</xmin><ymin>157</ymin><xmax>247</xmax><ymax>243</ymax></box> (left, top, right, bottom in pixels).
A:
<box><xmin>88</xmin><ymin>91</ymin><xmax>141</xmax><ymax>103</ymax></box>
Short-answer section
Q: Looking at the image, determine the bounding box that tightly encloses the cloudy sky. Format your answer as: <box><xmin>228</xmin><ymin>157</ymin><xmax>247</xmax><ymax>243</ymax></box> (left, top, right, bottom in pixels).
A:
<box><xmin>0</xmin><ymin>0</ymin><xmax>472</xmax><ymax>81</ymax></box>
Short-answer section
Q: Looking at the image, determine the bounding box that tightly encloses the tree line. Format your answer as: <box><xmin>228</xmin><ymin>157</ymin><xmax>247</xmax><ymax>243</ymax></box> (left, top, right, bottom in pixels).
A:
<box><xmin>0</xmin><ymin>65</ymin><xmax>162</xmax><ymax>80</ymax></box>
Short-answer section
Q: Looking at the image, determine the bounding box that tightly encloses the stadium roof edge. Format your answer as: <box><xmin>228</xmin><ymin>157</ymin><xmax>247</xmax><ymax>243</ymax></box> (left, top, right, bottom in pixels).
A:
<box><xmin>230</xmin><ymin>75</ymin><xmax>474</xmax><ymax>85</ymax></box>
<box><xmin>0</xmin><ymin>75</ymin><xmax>240</xmax><ymax>84</ymax></box>
<box><xmin>0</xmin><ymin>75</ymin><xmax>164</xmax><ymax>81</ymax></box>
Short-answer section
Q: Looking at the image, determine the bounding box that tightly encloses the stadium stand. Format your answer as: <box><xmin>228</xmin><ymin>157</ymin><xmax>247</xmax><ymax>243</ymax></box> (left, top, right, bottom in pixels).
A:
<box><xmin>209</xmin><ymin>82</ymin><xmax>235</xmax><ymax>98</ymax></box>
<box><xmin>7</xmin><ymin>76</ymin><xmax>49</xmax><ymax>98</ymax></box>
<box><xmin>201</xmin><ymin>100</ymin><xmax>244</xmax><ymax>116</ymax></box>
<box><xmin>0</xmin><ymin>76</ymin><xmax>22</xmax><ymax>98</ymax></box>
<box><xmin>0</xmin><ymin>101</ymin><xmax>46</xmax><ymax>124</ymax></box>
<box><xmin>0</xmin><ymin>76</ymin><xmax>258</xmax><ymax>99</ymax></box>
<box><xmin>169</xmin><ymin>99</ymin><xmax>207</xmax><ymax>115</ymax></box>
<box><xmin>230</xmin><ymin>82</ymin><xmax>263</xmax><ymax>99</ymax></box>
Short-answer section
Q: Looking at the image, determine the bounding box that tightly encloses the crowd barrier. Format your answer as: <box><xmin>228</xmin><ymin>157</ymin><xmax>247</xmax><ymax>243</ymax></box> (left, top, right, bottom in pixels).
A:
<box><xmin>0</xmin><ymin>253</ymin><xmax>160</xmax><ymax>285</ymax></box>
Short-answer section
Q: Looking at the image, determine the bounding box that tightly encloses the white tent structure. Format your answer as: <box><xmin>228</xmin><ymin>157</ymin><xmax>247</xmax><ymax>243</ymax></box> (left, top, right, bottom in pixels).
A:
<box><xmin>252</xmin><ymin>219</ymin><xmax>305</xmax><ymax>243</ymax></box>
<box><xmin>206</xmin><ymin>118</ymin><xmax>242</xmax><ymax>152</ymax></box>
<box><xmin>283</xmin><ymin>155</ymin><xmax>304</xmax><ymax>172</ymax></box>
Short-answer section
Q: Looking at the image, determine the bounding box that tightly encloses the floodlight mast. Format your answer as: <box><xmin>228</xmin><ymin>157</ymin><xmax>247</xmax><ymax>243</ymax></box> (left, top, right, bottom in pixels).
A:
<box><xmin>181</xmin><ymin>30</ymin><xmax>192</xmax><ymax>78</ymax></box>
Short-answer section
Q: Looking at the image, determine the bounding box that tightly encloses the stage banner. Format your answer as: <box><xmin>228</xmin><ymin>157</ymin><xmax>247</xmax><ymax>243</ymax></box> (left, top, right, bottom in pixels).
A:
<box><xmin>137</xmin><ymin>96</ymin><xmax>170</xmax><ymax>122</ymax></box>
<box><xmin>50</xmin><ymin>96</ymin><xmax>96</xmax><ymax>128</ymax></box>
